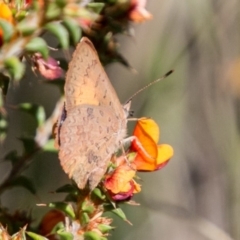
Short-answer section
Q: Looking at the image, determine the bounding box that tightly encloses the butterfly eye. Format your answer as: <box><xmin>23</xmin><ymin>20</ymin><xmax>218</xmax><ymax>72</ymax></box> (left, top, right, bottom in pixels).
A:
<box><xmin>59</xmin><ymin>103</ymin><xmax>67</xmax><ymax>125</ymax></box>
<box><xmin>129</xmin><ymin>110</ymin><xmax>134</xmax><ymax>117</ymax></box>
<box><xmin>123</xmin><ymin>100</ymin><xmax>132</xmax><ymax>117</ymax></box>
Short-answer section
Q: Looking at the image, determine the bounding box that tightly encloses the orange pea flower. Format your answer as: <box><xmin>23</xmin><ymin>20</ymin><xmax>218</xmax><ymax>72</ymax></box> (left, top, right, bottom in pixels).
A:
<box><xmin>131</xmin><ymin>118</ymin><xmax>173</xmax><ymax>171</ymax></box>
<box><xmin>104</xmin><ymin>156</ymin><xmax>141</xmax><ymax>201</ymax></box>
<box><xmin>129</xmin><ymin>0</ymin><xmax>152</xmax><ymax>23</ymax></box>
<box><xmin>104</xmin><ymin>118</ymin><xmax>173</xmax><ymax>201</ymax></box>
<box><xmin>0</xmin><ymin>3</ymin><xmax>13</xmax><ymax>23</ymax></box>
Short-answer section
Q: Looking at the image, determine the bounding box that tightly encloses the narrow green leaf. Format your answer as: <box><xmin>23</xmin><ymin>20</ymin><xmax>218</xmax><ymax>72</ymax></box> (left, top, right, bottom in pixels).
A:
<box><xmin>50</xmin><ymin>221</ymin><xmax>65</xmax><ymax>233</ymax></box>
<box><xmin>87</xmin><ymin>3</ymin><xmax>105</xmax><ymax>14</ymax></box>
<box><xmin>0</xmin><ymin>19</ymin><xmax>14</xmax><ymax>42</ymax></box>
<box><xmin>56</xmin><ymin>184</ymin><xmax>78</xmax><ymax>194</ymax></box>
<box><xmin>56</xmin><ymin>0</ymin><xmax>67</xmax><ymax>8</ymax></box>
<box><xmin>36</xmin><ymin>105</ymin><xmax>46</xmax><ymax>126</ymax></box>
<box><xmin>56</xmin><ymin>229</ymin><xmax>73</xmax><ymax>240</ymax></box>
<box><xmin>18</xmin><ymin>102</ymin><xmax>33</xmax><ymax>111</ymax></box>
<box><xmin>46</xmin><ymin>2</ymin><xmax>61</xmax><ymax>20</ymax></box>
<box><xmin>19</xmin><ymin>137</ymin><xmax>38</xmax><ymax>154</ymax></box>
<box><xmin>81</xmin><ymin>201</ymin><xmax>94</xmax><ymax>214</ymax></box>
<box><xmin>43</xmin><ymin>139</ymin><xmax>57</xmax><ymax>152</ymax></box>
<box><xmin>84</xmin><ymin>231</ymin><xmax>104</xmax><ymax>240</ymax></box>
<box><xmin>114</xmin><ymin>52</ymin><xmax>133</xmax><ymax>69</ymax></box>
<box><xmin>81</xmin><ymin>212</ymin><xmax>90</xmax><ymax>225</ymax></box>
<box><xmin>4</xmin><ymin>56</ymin><xmax>25</xmax><ymax>81</ymax></box>
<box><xmin>98</xmin><ymin>224</ymin><xmax>114</xmax><ymax>233</ymax></box>
<box><xmin>26</xmin><ymin>231</ymin><xmax>48</xmax><ymax>240</ymax></box>
<box><xmin>110</xmin><ymin>208</ymin><xmax>127</xmax><ymax>221</ymax></box>
<box><xmin>4</xmin><ymin>150</ymin><xmax>19</xmax><ymax>165</ymax></box>
<box><xmin>91</xmin><ymin>188</ymin><xmax>106</xmax><ymax>200</ymax></box>
<box><xmin>25</xmin><ymin>37</ymin><xmax>49</xmax><ymax>59</ymax></box>
<box><xmin>15</xmin><ymin>10</ymin><xmax>28</xmax><ymax>21</ymax></box>
<box><xmin>0</xmin><ymin>116</ymin><xmax>7</xmax><ymax>130</ymax></box>
<box><xmin>65</xmin><ymin>192</ymin><xmax>79</xmax><ymax>202</ymax></box>
<box><xmin>62</xmin><ymin>18</ymin><xmax>81</xmax><ymax>45</ymax></box>
<box><xmin>10</xmin><ymin>176</ymin><xmax>37</xmax><ymax>194</ymax></box>
<box><xmin>48</xmin><ymin>202</ymin><xmax>75</xmax><ymax>218</ymax></box>
<box><xmin>0</xmin><ymin>73</ymin><xmax>10</xmax><ymax>96</ymax></box>
<box><xmin>18</xmin><ymin>103</ymin><xmax>46</xmax><ymax>127</ymax></box>
<box><xmin>16</xmin><ymin>13</ymin><xmax>38</xmax><ymax>36</ymax></box>
<box><xmin>45</xmin><ymin>22</ymin><xmax>69</xmax><ymax>49</ymax></box>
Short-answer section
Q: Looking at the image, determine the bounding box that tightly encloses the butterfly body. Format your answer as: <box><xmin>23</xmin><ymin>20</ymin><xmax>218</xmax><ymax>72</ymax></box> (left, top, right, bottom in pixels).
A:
<box><xmin>56</xmin><ymin>38</ymin><xmax>129</xmax><ymax>190</ymax></box>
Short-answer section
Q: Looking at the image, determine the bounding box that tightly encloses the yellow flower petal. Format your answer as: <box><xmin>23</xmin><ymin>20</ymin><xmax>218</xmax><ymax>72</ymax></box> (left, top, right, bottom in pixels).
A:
<box><xmin>0</xmin><ymin>3</ymin><xmax>13</xmax><ymax>23</ymax></box>
<box><xmin>157</xmin><ymin>144</ymin><xmax>174</xmax><ymax>165</ymax></box>
<box><xmin>132</xmin><ymin>118</ymin><xmax>174</xmax><ymax>171</ymax></box>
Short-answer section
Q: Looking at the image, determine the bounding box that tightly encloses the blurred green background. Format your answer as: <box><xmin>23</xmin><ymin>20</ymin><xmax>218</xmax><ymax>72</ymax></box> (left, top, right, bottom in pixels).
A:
<box><xmin>1</xmin><ymin>0</ymin><xmax>240</xmax><ymax>239</ymax></box>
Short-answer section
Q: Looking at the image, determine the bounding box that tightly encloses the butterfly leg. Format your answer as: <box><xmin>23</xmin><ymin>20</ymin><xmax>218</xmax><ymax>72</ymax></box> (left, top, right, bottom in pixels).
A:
<box><xmin>121</xmin><ymin>136</ymin><xmax>154</xmax><ymax>160</ymax></box>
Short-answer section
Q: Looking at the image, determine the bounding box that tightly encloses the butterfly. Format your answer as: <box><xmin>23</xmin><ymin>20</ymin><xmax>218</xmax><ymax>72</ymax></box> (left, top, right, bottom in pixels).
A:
<box><xmin>55</xmin><ymin>37</ymin><xmax>131</xmax><ymax>190</ymax></box>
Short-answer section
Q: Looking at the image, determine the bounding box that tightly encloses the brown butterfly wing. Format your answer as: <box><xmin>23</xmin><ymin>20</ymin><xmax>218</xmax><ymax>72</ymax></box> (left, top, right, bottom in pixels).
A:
<box><xmin>65</xmin><ymin>37</ymin><xmax>125</xmax><ymax>119</ymax></box>
<box><xmin>58</xmin><ymin>37</ymin><xmax>127</xmax><ymax>189</ymax></box>
<box><xmin>59</xmin><ymin>105</ymin><xmax>126</xmax><ymax>189</ymax></box>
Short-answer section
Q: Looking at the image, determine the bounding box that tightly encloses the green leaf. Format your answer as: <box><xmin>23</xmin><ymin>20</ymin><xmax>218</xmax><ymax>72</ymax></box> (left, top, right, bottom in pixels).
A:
<box><xmin>4</xmin><ymin>150</ymin><xmax>19</xmax><ymax>165</ymax></box>
<box><xmin>10</xmin><ymin>176</ymin><xmax>37</xmax><ymax>194</ymax></box>
<box><xmin>91</xmin><ymin>188</ymin><xmax>106</xmax><ymax>200</ymax></box>
<box><xmin>0</xmin><ymin>73</ymin><xmax>10</xmax><ymax>96</ymax></box>
<box><xmin>110</xmin><ymin>208</ymin><xmax>127</xmax><ymax>221</ymax></box>
<box><xmin>62</xmin><ymin>18</ymin><xmax>81</xmax><ymax>45</ymax></box>
<box><xmin>56</xmin><ymin>184</ymin><xmax>79</xmax><ymax>194</ymax></box>
<box><xmin>19</xmin><ymin>137</ymin><xmax>38</xmax><ymax>154</ymax></box>
<box><xmin>4</xmin><ymin>56</ymin><xmax>25</xmax><ymax>81</ymax></box>
<box><xmin>81</xmin><ymin>212</ymin><xmax>90</xmax><ymax>225</ymax></box>
<box><xmin>114</xmin><ymin>52</ymin><xmax>133</xmax><ymax>69</ymax></box>
<box><xmin>87</xmin><ymin>3</ymin><xmax>105</xmax><ymax>14</ymax></box>
<box><xmin>81</xmin><ymin>201</ymin><xmax>94</xmax><ymax>214</ymax></box>
<box><xmin>0</xmin><ymin>19</ymin><xmax>14</xmax><ymax>42</ymax></box>
<box><xmin>43</xmin><ymin>139</ymin><xmax>57</xmax><ymax>152</ymax></box>
<box><xmin>18</xmin><ymin>103</ymin><xmax>46</xmax><ymax>126</ymax></box>
<box><xmin>36</xmin><ymin>105</ymin><xmax>46</xmax><ymax>126</ymax></box>
<box><xmin>25</xmin><ymin>38</ymin><xmax>49</xmax><ymax>59</ymax></box>
<box><xmin>46</xmin><ymin>2</ymin><xmax>61</xmax><ymax>20</ymax></box>
<box><xmin>50</xmin><ymin>221</ymin><xmax>65</xmax><ymax>234</ymax></box>
<box><xmin>56</xmin><ymin>229</ymin><xmax>73</xmax><ymax>240</ymax></box>
<box><xmin>84</xmin><ymin>231</ymin><xmax>106</xmax><ymax>240</ymax></box>
<box><xmin>0</xmin><ymin>115</ymin><xmax>7</xmax><ymax>130</ymax></box>
<box><xmin>0</xmin><ymin>118</ymin><xmax>7</xmax><ymax>142</ymax></box>
<box><xmin>26</xmin><ymin>231</ymin><xmax>48</xmax><ymax>240</ymax></box>
<box><xmin>56</xmin><ymin>0</ymin><xmax>67</xmax><ymax>8</ymax></box>
<box><xmin>16</xmin><ymin>14</ymin><xmax>37</xmax><ymax>36</ymax></box>
<box><xmin>98</xmin><ymin>224</ymin><xmax>114</xmax><ymax>234</ymax></box>
<box><xmin>48</xmin><ymin>202</ymin><xmax>75</xmax><ymax>218</ymax></box>
<box><xmin>45</xmin><ymin>22</ymin><xmax>69</xmax><ymax>49</ymax></box>
<box><xmin>15</xmin><ymin>10</ymin><xmax>28</xmax><ymax>21</ymax></box>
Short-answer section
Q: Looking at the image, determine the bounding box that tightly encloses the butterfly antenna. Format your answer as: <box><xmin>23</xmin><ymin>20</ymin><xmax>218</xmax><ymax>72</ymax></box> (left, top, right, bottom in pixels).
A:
<box><xmin>125</xmin><ymin>70</ymin><xmax>174</xmax><ymax>104</ymax></box>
